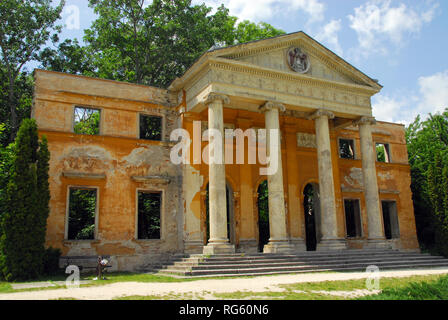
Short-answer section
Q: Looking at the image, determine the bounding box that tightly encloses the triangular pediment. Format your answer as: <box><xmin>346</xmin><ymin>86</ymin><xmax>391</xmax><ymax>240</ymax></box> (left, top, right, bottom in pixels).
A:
<box><xmin>207</xmin><ymin>32</ymin><xmax>381</xmax><ymax>90</ymax></box>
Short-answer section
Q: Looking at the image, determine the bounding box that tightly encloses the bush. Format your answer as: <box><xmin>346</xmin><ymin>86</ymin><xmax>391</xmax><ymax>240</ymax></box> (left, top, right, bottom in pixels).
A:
<box><xmin>42</xmin><ymin>247</ymin><xmax>61</xmax><ymax>276</ymax></box>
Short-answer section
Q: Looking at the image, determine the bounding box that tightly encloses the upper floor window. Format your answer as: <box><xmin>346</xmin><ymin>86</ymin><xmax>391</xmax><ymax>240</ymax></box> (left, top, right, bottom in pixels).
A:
<box><xmin>74</xmin><ymin>107</ymin><xmax>100</xmax><ymax>135</ymax></box>
<box><xmin>376</xmin><ymin>143</ymin><xmax>391</xmax><ymax>163</ymax></box>
<box><xmin>339</xmin><ymin>139</ymin><xmax>355</xmax><ymax>159</ymax></box>
<box><xmin>140</xmin><ymin>114</ymin><xmax>162</xmax><ymax>141</ymax></box>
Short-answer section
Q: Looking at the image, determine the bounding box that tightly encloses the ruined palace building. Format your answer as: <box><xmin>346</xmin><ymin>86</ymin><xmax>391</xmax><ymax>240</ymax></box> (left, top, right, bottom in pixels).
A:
<box><xmin>32</xmin><ymin>32</ymin><xmax>418</xmax><ymax>271</ymax></box>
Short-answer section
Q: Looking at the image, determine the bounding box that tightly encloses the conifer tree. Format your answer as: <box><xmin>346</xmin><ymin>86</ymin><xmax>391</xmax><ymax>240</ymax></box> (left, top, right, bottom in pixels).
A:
<box><xmin>0</xmin><ymin>119</ymin><xmax>49</xmax><ymax>280</ymax></box>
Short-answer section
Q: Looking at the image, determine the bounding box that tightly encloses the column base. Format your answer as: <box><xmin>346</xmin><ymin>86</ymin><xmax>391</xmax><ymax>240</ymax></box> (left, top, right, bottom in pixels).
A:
<box><xmin>316</xmin><ymin>238</ymin><xmax>347</xmax><ymax>251</ymax></box>
<box><xmin>289</xmin><ymin>238</ymin><xmax>307</xmax><ymax>252</ymax></box>
<box><xmin>203</xmin><ymin>242</ymin><xmax>235</xmax><ymax>255</ymax></box>
<box><xmin>237</xmin><ymin>239</ymin><xmax>258</xmax><ymax>254</ymax></box>
<box><xmin>263</xmin><ymin>240</ymin><xmax>296</xmax><ymax>254</ymax></box>
<box><xmin>184</xmin><ymin>240</ymin><xmax>204</xmax><ymax>254</ymax></box>
<box><xmin>366</xmin><ymin>238</ymin><xmax>391</xmax><ymax>250</ymax></box>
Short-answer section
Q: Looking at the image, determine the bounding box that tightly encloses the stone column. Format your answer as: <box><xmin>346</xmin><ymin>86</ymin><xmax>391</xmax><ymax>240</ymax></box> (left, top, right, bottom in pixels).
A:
<box><xmin>309</xmin><ymin>109</ymin><xmax>346</xmax><ymax>250</ymax></box>
<box><xmin>284</xmin><ymin>122</ymin><xmax>306</xmax><ymax>251</ymax></box>
<box><xmin>236</xmin><ymin>118</ymin><xmax>258</xmax><ymax>253</ymax></box>
<box><xmin>259</xmin><ymin>101</ymin><xmax>295</xmax><ymax>253</ymax></box>
<box><xmin>354</xmin><ymin>116</ymin><xmax>386</xmax><ymax>248</ymax></box>
<box><xmin>181</xmin><ymin>113</ymin><xmax>204</xmax><ymax>253</ymax></box>
<box><xmin>203</xmin><ymin>93</ymin><xmax>235</xmax><ymax>255</ymax></box>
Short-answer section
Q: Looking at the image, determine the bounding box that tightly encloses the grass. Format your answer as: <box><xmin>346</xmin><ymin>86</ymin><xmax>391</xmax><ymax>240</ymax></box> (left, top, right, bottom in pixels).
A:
<box><xmin>2</xmin><ymin>271</ymin><xmax>448</xmax><ymax>300</ymax></box>
<box><xmin>359</xmin><ymin>274</ymin><xmax>448</xmax><ymax>300</ymax></box>
<box><xmin>212</xmin><ymin>274</ymin><xmax>448</xmax><ymax>300</ymax></box>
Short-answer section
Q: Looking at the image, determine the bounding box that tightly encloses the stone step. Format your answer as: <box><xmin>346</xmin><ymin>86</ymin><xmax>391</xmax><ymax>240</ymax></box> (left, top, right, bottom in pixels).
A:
<box><xmin>169</xmin><ymin>256</ymin><xmax>446</xmax><ymax>270</ymax></box>
<box><xmin>171</xmin><ymin>253</ymin><xmax>438</xmax><ymax>267</ymax></box>
<box><xmin>186</xmin><ymin>251</ymin><xmax>426</xmax><ymax>262</ymax></box>
<box><xmin>159</xmin><ymin>262</ymin><xmax>448</xmax><ymax>278</ymax></box>
<box><xmin>165</xmin><ymin>257</ymin><xmax>448</xmax><ymax>272</ymax></box>
<box><xmin>160</xmin><ymin>260</ymin><xmax>448</xmax><ymax>277</ymax></box>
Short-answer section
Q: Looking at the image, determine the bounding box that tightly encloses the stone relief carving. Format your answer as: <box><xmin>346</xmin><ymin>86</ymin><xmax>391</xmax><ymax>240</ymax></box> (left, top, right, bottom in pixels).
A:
<box><xmin>286</xmin><ymin>47</ymin><xmax>311</xmax><ymax>73</ymax></box>
<box><xmin>297</xmin><ymin>133</ymin><xmax>317</xmax><ymax>148</ymax></box>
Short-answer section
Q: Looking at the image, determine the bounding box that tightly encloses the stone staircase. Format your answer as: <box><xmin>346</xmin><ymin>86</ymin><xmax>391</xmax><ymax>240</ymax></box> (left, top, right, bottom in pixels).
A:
<box><xmin>154</xmin><ymin>250</ymin><xmax>448</xmax><ymax>277</ymax></box>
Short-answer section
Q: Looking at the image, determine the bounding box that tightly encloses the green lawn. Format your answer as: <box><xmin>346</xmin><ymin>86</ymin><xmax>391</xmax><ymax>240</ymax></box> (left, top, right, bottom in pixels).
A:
<box><xmin>359</xmin><ymin>274</ymin><xmax>448</xmax><ymax>300</ymax></box>
<box><xmin>1</xmin><ymin>271</ymin><xmax>448</xmax><ymax>300</ymax></box>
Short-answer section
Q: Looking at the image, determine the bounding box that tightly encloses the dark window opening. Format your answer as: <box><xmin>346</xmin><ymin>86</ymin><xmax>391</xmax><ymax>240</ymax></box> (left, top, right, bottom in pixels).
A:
<box><xmin>382</xmin><ymin>201</ymin><xmax>400</xmax><ymax>239</ymax></box>
<box><xmin>140</xmin><ymin>114</ymin><xmax>162</xmax><ymax>141</ymax></box>
<box><xmin>204</xmin><ymin>184</ymin><xmax>232</xmax><ymax>245</ymax></box>
<box><xmin>67</xmin><ymin>188</ymin><xmax>96</xmax><ymax>240</ymax></box>
<box><xmin>339</xmin><ymin>139</ymin><xmax>355</xmax><ymax>159</ymax></box>
<box><xmin>138</xmin><ymin>191</ymin><xmax>161</xmax><ymax>239</ymax></box>
<box><xmin>74</xmin><ymin>107</ymin><xmax>100</xmax><ymax>135</ymax></box>
<box><xmin>303</xmin><ymin>183</ymin><xmax>319</xmax><ymax>251</ymax></box>
<box><xmin>257</xmin><ymin>180</ymin><xmax>269</xmax><ymax>252</ymax></box>
<box><xmin>376</xmin><ymin>143</ymin><xmax>391</xmax><ymax>163</ymax></box>
<box><xmin>344</xmin><ymin>199</ymin><xmax>362</xmax><ymax>238</ymax></box>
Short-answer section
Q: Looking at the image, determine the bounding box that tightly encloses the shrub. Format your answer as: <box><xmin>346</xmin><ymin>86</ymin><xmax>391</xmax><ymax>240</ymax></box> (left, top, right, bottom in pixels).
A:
<box><xmin>42</xmin><ymin>247</ymin><xmax>61</xmax><ymax>276</ymax></box>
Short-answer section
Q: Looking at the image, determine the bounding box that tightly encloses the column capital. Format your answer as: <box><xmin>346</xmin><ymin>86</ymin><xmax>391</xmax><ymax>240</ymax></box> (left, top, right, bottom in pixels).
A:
<box><xmin>259</xmin><ymin>101</ymin><xmax>286</xmax><ymax>113</ymax></box>
<box><xmin>308</xmin><ymin>109</ymin><xmax>335</xmax><ymax>120</ymax></box>
<box><xmin>204</xmin><ymin>93</ymin><xmax>230</xmax><ymax>106</ymax></box>
<box><xmin>353</xmin><ymin>116</ymin><xmax>376</xmax><ymax>126</ymax></box>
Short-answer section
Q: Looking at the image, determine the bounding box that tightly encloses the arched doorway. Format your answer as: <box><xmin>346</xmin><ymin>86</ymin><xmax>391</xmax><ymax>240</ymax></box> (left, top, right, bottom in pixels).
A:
<box><xmin>303</xmin><ymin>183</ymin><xmax>321</xmax><ymax>251</ymax></box>
<box><xmin>257</xmin><ymin>180</ymin><xmax>270</xmax><ymax>252</ymax></box>
<box><xmin>204</xmin><ymin>183</ymin><xmax>235</xmax><ymax>244</ymax></box>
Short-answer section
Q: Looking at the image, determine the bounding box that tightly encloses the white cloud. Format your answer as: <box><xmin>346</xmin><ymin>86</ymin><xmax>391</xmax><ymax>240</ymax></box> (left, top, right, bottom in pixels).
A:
<box><xmin>194</xmin><ymin>0</ymin><xmax>325</xmax><ymax>24</ymax></box>
<box><xmin>373</xmin><ymin>69</ymin><xmax>448</xmax><ymax>125</ymax></box>
<box><xmin>194</xmin><ymin>0</ymin><xmax>345</xmax><ymax>57</ymax></box>
<box><xmin>417</xmin><ymin>70</ymin><xmax>448</xmax><ymax>115</ymax></box>
<box><xmin>348</xmin><ymin>0</ymin><xmax>438</xmax><ymax>58</ymax></box>
<box><xmin>315</xmin><ymin>19</ymin><xmax>343</xmax><ymax>56</ymax></box>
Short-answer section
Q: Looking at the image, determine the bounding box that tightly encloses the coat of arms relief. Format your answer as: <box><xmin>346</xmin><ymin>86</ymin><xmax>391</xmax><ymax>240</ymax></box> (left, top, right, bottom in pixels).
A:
<box><xmin>286</xmin><ymin>47</ymin><xmax>310</xmax><ymax>73</ymax></box>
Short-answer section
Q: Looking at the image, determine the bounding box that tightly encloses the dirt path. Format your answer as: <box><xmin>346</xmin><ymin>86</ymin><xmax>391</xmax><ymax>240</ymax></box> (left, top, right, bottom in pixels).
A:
<box><xmin>1</xmin><ymin>268</ymin><xmax>448</xmax><ymax>300</ymax></box>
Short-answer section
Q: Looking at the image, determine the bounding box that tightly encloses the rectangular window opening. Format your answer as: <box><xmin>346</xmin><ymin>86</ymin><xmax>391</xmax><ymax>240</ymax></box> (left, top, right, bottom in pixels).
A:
<box><xmin>140</xmin><ymin>114</ymin><xmax>162</xmax><ymax>141</ymax></box>
<box><xmin>376</xmin><ymin>143</ymin><xmax>391</xmax><ymax>163</ymax></box>
<box><xmin>74</xmin><ymin>107</ymin><xmax>100</xmax><ymax>135</ymax></box>
<box><xmin>138</xmin><ymin>191</ymin><xmax>162</xmax><ymax>239</ymax></box>
<box><xmin>382</xmin><ymin>201</ymin><xmax>400</xmax><ymax>239</ymax></box>
<box><xmin>339</xmin><ymin>139</ymin><xmax>355</xmax><ymax>159</ymax></box>
<box><xmin>344</xmin><ymin>199</ymin><xmax>362</xmax><ymax>238</ymax></box>
<box><xmin>67</xmin><ymin>188</ymin><xmax>97</xmax><ymax>240</ymax></box>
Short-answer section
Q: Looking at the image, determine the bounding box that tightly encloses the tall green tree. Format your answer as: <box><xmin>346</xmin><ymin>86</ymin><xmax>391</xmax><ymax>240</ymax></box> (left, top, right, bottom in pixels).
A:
<box><xmin>0</xmin><ymin>119</ymin><xmax>50</xmax><ymax>281</ymax></box>
<box><xmin>234</xmin><ymin>21</ymin><xmax>286</xmax><ymax>44</ymax></box>
<box><xmin>406</xmin><ymin>109</ymin><xmax>448</xmax><ymax>254</ymax></box>
<box><xmin>38</xmin><ymin>39</ymin><xmax>96</xmax><ymax>76</ymax></box>
<box><xmin>75</xmin><ymin>0</ymin><xmax>284</xmax><ymax>87</ymax></box>
<box><xmin>0</xmin><ymin>68</ymin><xmax>33</xmax><ymax>147</ymax></box>
<box><xmin>0</xmin><ymin>0</ymin><xmax>65</xmax><ymax>142</ymax></box>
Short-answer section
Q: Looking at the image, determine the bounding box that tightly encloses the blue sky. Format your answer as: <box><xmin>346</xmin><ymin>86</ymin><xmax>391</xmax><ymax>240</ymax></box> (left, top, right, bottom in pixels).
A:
<box><xmin>56</xmin><ymin>0</ymin><xmax>448</xmax><ymax>125</ymax></box>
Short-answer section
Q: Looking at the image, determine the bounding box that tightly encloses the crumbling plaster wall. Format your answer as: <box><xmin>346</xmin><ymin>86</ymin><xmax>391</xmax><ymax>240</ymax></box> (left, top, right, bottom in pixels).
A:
<box><xmin>33</xmin><ymin>70</ymin><xmax>183</xmax><ymax>271</ymax></box>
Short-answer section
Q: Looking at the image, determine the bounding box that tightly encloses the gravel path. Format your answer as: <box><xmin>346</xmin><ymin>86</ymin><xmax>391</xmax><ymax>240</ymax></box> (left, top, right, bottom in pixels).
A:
<box><xmin>1</xmin><ymin>268</ymin><xmax>448</xmax><ymax>300</ymax></box>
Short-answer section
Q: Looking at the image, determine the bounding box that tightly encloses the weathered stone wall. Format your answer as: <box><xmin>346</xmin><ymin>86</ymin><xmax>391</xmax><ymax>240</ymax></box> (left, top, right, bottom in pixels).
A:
<box><xmin>33</xmin><ymin>70</ymin><xmax>182</xmax><ymax>271</ymax></box>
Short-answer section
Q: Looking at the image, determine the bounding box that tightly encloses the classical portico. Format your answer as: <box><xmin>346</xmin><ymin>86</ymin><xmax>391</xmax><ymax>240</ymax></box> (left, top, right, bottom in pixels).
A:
<box><xmin>170</xmin><ymin>31</ymin><xmax>411</xmax><ymax>254</ymax></box>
